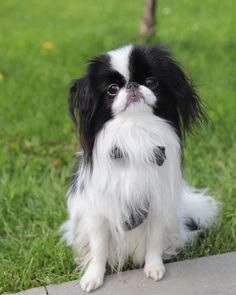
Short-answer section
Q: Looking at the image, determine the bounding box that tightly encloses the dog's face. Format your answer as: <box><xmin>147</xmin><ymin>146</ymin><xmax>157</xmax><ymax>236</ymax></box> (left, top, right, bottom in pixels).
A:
<box><xmin>105</xmin><ymin>46</ymin><xmax>159</xmax><ymax>115</ymax></box>
<box><xmin>69</xmin><ymin>44</ymin><xmax>205</xmax><ymax>161</ymax></box>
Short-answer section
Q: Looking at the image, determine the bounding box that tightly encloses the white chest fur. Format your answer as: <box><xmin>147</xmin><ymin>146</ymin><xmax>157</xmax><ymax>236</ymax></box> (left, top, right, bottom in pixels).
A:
<box><xmin>83</xmin><ymin>107</ymin><xmax>182</xmax><ymax>232</ymax></box>
<box><xmin>63</xmin><ymin>105</ymin><xmax>218</xmax><ymax>278</ymax></box>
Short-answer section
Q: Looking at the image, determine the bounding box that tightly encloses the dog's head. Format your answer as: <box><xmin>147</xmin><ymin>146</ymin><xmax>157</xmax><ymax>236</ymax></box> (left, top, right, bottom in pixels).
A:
<box><xmin>69</xmin><ymin>44</ymin><xmax>206</xmax><ymax>161</ymax></box>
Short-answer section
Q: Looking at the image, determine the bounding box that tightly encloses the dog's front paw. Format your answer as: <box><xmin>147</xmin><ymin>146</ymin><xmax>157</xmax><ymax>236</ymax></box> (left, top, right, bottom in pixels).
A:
<box><xmin>144</xmin><ymin>263</ymin><xmax>166</xmax><ymax>281</ymax></box>
<box><xmin>80</xmin><ymin>270</ymin><xmax>104</xmax><ymax>293</ymax></box>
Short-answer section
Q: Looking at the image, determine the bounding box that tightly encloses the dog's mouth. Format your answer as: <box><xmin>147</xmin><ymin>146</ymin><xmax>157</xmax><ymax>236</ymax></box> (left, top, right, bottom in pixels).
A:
<box><xmin>122</xmin><ymin>89</ymin><xmax>145</xmax><ymax>111</ymax></box>
<box><xmin>127</xmin><ymin>89</ymin><xmax>144</xmax><ymax>100</ymax></box>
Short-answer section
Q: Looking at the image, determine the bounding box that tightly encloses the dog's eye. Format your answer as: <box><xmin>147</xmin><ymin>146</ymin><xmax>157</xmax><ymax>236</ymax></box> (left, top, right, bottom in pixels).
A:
<box><xmin>145</xmin><ymin>77</ymin><xmax>159</xmax><ymax>90</ymax></box>
<box><xmin>107</xmin><ymin>84</ymin><xmax>120</xmax><ymax>96</ymax></box>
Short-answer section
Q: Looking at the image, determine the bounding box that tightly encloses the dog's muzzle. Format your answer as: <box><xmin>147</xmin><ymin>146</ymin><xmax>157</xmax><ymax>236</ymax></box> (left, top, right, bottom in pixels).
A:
<box><xmin>126</xmin><ymin>81</ymin><xmax>144</xmax><ymax>104</ymax></box>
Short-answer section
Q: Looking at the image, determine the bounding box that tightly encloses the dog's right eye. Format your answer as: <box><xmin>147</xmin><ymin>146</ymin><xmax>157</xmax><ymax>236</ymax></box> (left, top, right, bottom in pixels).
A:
<box><xmin>145</xmin><ymin>77</ymin><xmax>159</xmax><ymax>90</ymax></box>
<box><xmin>107</xmin><ymin>84</ymin><xmax>120</xmax><ymax>96</ymax></box>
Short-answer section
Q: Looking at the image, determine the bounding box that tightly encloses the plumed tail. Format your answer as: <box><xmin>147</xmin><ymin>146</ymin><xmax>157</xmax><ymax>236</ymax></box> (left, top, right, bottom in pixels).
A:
<box><xmin>179</xmin><ymin>184</ymin><xmax>220</xmax><ymax>240</ymax></box>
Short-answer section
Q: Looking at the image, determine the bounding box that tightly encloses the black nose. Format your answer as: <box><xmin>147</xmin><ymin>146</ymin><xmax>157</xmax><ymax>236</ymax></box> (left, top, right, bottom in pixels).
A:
<box><xmin>127</xmin><ymin>82</ymin><xmax>139</xmax><ymax>90</ymax></box>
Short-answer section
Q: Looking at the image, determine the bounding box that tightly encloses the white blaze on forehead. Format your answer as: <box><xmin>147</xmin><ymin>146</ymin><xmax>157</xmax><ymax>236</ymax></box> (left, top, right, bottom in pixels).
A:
<box><xmin>108</xmin><ymin>45</ymin><xmax>133</xmax><ymax>81</ymax></box>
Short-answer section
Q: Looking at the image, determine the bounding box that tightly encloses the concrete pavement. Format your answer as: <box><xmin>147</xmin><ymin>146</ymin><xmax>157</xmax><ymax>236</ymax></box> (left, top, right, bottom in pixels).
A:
<box><xmin>7</xmin><ymin>252</ymin><xmax>236</xmax><ymax>295</ymax></box>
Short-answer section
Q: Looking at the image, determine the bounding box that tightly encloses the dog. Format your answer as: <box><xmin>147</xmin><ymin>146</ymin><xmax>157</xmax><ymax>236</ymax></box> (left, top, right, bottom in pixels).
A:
<box><xmin>61</xmin><ymin>44</ymin><xmax>219</xmax><ymax>292</ymax></box>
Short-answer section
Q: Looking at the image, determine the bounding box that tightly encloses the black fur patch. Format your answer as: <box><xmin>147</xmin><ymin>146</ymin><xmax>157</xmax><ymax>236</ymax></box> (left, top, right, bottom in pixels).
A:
<box><xmin>185</xmin><ymin>218</ymin><xmax>200</xmax><ymax>231</ymax></box>
<box><xmin>110</xmin><ymin>145</ymin><xmax>166</xmax><ymax>166</ymax></box>
<box><xmin>68</xmin><ymin>44</ymin><xmax>206</xmax><ymax>165</ymax></box>
<box><xmin>123</xmin><ymin>201</ymin><xmax>149</xmax><ymax>231</ymax></box>
<box><xmin>154</xmin><ymin>146</ymin><xmax>166</xmax><ymax>166</ymax></box>
<box><xmin>110</xmin><ymin>146</ymin><xmax>126</xmax><ymax>160</ymax></box>
<box><xmin>129</xmin><ymin>45</ymin><xmax>207</xmax><ymax>139</ymax></box>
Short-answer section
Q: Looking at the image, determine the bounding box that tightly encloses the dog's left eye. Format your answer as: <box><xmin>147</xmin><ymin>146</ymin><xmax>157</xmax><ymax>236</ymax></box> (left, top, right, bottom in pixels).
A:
<box><xmin>107</xmin><ymin>84</ymin><xmax>120</xmax><ymax>96</ymax></box>
<box><xmin>145</xmin><ymin>77</ymin><xmax>159</xmax><ymax>90</ymax></box>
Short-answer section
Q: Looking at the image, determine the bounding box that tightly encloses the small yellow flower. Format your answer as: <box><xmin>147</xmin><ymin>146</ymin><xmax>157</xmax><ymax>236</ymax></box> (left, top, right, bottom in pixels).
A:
<box><xmin>52</xmin><ymin>159</ymin><xmax>61</xmax><ymax>169</ymax></box>
<box><xmin>42</xmin><ymin>41</ymin><xmax>55</xmax><ymax>50</ymax></box>
<box><xmin>192</xmin><ymin>24</ymin><xmax>200</xmax><ymax>32</ymax></box>
<box><xmin>0</xmin><ymin>73</ymin><xmax>5</xmax><ymax>81</ymax></box>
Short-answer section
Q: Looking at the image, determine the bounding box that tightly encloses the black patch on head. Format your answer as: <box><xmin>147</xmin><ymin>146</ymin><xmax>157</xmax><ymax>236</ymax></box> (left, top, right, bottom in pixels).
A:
<box><xmin>68</xmin><ymin>55</ymin><xmax>125</xmax><ymax>163</ymax></box>
<box><xmin>128</xmin><ymin>45</ymin><xmax>207</xmax><ymax>139</ymax></box>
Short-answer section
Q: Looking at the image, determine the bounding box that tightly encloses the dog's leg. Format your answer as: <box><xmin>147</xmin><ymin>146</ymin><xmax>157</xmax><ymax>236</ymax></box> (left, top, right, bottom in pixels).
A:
<box><xmin>80</xmin><ymin>217</ymin><xmax>108</xmax><ymax>292</ymax></box>
<box><xmin>144</xmin><ymin>218</ymin><xmax>166</xmax><ymax>281</ymax></box>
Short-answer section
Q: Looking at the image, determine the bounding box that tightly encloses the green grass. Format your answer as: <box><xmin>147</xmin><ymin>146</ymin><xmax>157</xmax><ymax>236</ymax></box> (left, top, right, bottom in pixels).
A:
<box><xmin>0</xmin><ymin>0</ymin><xmax>236</xmax><ymax>293</ymax></box>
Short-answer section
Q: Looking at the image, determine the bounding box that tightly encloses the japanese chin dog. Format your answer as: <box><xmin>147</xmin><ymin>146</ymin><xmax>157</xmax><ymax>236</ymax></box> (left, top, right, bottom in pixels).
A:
<box><xmin>62</xmin><ymin>44</ymin><xmax>219</xmax><ymax>292</ymax></box>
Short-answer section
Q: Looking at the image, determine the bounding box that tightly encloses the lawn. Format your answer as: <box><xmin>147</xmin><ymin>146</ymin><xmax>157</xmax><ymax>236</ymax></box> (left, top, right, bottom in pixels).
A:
<box><xmin>0</xmin><ymin>0</ymin><xmax>235</xmax><ymax>293</ymax></box>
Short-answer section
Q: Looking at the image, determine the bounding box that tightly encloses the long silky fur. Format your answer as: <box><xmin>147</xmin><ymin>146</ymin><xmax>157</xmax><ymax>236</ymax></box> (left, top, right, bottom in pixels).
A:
<box><xmin>61</xmin><ymin>103</ymin><xmax>218</xmax><ymax>270</ymax></box>
<box><xmin>61</xmin><ymin>44</ymin><xmax>219</xmax><ymax>278</ymax></box>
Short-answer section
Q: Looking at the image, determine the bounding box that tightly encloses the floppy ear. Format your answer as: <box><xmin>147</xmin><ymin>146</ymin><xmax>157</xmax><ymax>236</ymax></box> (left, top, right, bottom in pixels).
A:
<box><xmin>68</xmin><ymin>77</ymin><xmax>97</xmax><ymax>161</ymax></box>
<box><xmin>68</xmin><ymin>79</ymin><xmax>80</xmax><ymax>128</ymax></box>
<box><xmin>161</xmin><ymin>54</ymin><xmax>207</xmax><ymax>135</ymax></box>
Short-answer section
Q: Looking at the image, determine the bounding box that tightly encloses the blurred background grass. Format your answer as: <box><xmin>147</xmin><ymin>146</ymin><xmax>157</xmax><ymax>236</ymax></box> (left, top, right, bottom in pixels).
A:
<box><xmin>0</xmin><ymin>0</ymin><xmax>236</xmax><ymax>293</ymax></box>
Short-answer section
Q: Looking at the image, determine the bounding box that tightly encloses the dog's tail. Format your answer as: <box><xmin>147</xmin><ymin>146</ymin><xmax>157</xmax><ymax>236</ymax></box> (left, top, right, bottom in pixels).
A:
<box><xmin>179</xmin><ymin>184</ymin><xmax>220</xmax><ymax>241</ymax></box>
<box><xmin>163</xmin><ymin>184</ymin><xmax>219</xmax><ymax>259</ymax></box>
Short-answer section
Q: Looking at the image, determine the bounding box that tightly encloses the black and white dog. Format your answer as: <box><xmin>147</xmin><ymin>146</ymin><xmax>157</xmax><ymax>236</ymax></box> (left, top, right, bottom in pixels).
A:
<box><xmin>62</xmin><ymin>44</ymin><xmax>218</xmax><ymax>292</ymax></box>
